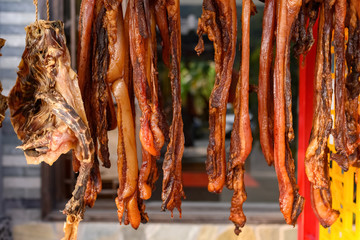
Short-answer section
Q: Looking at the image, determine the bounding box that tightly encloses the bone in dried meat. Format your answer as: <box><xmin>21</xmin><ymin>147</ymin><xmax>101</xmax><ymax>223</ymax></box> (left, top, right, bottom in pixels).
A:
<box><xmin>196</xmin><ymin>0</ymin><xmax>238</xmax><ymax>194</ymax></box>
<box><xmin>7</xmin><ymin>20</ymin><xmax>94</xmax><ymax>240</ymax></box>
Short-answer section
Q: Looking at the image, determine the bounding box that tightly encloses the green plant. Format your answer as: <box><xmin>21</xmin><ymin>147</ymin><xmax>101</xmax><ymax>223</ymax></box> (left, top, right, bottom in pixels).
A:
<box><xmin>180</xmin><ymin>60</ymin><xmax>215</xmax><ymax>116</ymax></box>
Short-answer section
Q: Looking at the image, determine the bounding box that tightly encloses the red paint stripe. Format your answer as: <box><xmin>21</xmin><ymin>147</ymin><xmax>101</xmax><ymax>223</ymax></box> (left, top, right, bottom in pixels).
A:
<box><xmin>182</xmin><ymin>172</ymin><xmax>208</xmax><ymax>187</ymax></box>
<box><xmin>297</xmin><ymin>20</ymin><xmax>319</xmax><ymax>240</ymax></box>
<box><xmin>182</xmin><ymin>172</ymin><xmax>259</xmax><ymax>188</ymax></box>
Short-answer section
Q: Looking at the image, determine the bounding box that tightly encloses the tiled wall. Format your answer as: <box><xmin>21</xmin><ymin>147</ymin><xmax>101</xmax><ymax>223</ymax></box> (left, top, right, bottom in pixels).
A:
<box><xmin>0</xmin><ymin>0</ymin><xmax>41</xmax><ymax>223</ymax></box>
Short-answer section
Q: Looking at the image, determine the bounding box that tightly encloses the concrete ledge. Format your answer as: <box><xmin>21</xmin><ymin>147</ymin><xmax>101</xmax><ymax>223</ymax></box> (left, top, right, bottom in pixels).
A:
<box><xmin>10</xmin><ymin>222</ymin><xmax>298</xmax><ymax>240</ymax></box>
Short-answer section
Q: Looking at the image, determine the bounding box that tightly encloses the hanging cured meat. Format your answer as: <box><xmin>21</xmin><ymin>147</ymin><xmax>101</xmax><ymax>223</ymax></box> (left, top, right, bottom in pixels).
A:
<box><xmin>227</xmin><ymin>0</ymin><xmax>256</xmax><ymax>234</ymax></box>
<box><xmin>345</xmin><ymin>0</ymin><xmax>360</xmax><ymax>167</ymax></box>
<box><xmin>272</xmin><ymin>0</ymin><xmax>304</xmax><ymax>225</ymax></box>
<box><xmin>8</xmin><ymin>20</ymin><xmax>94</xmax><ymax>240</ymax></box>
<box><xmin>305</xmin><ymin>0</ymin><xmax>339</xmax><ymax>227</ymax></box>
<box><xmin>258</xmin><ymin>0</ymin><xmax>275</xmax><ymax>166</ymax></box>
<box><xmin>331</xmin><ymin>0</ymin><xmax>348</xmax><ymax>169</ymax></box>
<box><xmin>76</xmin><ymin>0</ymin><xmax>101</xmax><ymax>209</ymax></box>
<box><xmin>196</xmin><ymin>0</ymin><xmax>238</xmax><ymax>194</ymax></box>
<box><xmin>105</xmin><ymin>0</ymin><xmax>145</xmax><ymax>228</ymax></box>
<box><xmin>161</xmin><ymin>0</ymin><xmax>185</xmax><ymax>215</ymax></box>
<box><xmin>129</xmin><ymin>0</ymin><xmax>165</xmax><ymax>159</ymax></box>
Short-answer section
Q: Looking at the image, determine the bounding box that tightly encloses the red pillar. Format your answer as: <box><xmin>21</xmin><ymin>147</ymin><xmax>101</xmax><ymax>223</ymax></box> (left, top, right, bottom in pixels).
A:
<box><xmin>297</xmin><ymin>23</ymin><xmax>319</xmax><ymax>240</ymax></box>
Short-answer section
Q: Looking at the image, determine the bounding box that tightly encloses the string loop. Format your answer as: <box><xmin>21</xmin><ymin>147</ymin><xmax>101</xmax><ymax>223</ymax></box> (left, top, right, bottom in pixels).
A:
<box><xmin>33</xmin><ymin>0</ymin><xmax>38</xmax><ymax>21</ymax></box>
<box><xmin>33</xmin><ymin>0</ymin><xmax>50</xmax><ymax>21</ymax></box>
<box><xmin>47</xmin><ymin>0</ymin><xmax>50</xmax><ymax>20</ymax></box>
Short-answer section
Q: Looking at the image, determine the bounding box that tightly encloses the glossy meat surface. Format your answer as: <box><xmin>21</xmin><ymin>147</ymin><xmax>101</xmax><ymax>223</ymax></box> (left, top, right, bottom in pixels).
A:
<box><xmin>273</xmin><ymin>0</ymin><xmax>304</xmax><ymax>225</ymax></box>
<box><xmin>161</xmin><ymin>0</ymin><xmax>185</xmax><ymax>215</ymax></box>
<box><xmin>258</xmin><ymin>0</ymin><xmax>275</xmax><ymax>166</ymax></box>
<box><xmin>227</xmin><ymin>0</ymin><xmax>255</xmax><ymax>234</ymax></box>
<box><xmin>196</xmin><ymin>0</ymin><xmax>238</xmax><ymax>194</ymax></box>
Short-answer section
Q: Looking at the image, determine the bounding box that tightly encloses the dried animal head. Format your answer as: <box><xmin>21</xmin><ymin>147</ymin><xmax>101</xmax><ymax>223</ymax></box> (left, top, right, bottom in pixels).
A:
<box><xmin>9</xmin><ymin>20</ymin><xmax>93</xmax><ymax>165</ymax></box>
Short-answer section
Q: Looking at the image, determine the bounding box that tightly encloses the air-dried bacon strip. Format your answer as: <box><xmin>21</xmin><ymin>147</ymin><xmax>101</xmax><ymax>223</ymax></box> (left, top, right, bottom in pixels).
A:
<box><xmin>305</xmin><ymin>0</ymin><xmax>339</xmax><ymax>227</ymax></box>
<box><xmin>113</xmin><ymin>80</ymin><xmax>142</xmax><ymax>229</ymax></box>
<box><xmin>305</xmin><ymin>0</ymin><xmax>333</xmax><ymax>189</ymax></box>
<box><xmin>73</xmin><ymin>0</ymin><xmax>95</xmax><ymax>174</ymax></box>
<box><xmin>196</xmin><ymin>0</ymin><xmax>224</xmax><ymax>193</ymax></box>
<box><xmin>76</xmin><ymin>0</ymin><xmax>102</xmax><ymax>208</ymax></box>
<box><xmin>154</xmin><ymin>0</ymin><xmax>170</xmax><ymax>67</ymax></box>
<box><xmin>227</xmin><ymin>0</ymin><xmax>254</xmax><ymax>235</ymax></box>
<box><xmin>273</xmin><ymin>0</ymin><xmax>304</xmax><ymax>225</ymax></box>
<box><xmin>129</xmin><ymin>0</ymin><xmax>164</xmax><ymax>158</ymax></box>
<box><xmin>129</xmin><ymin>0</ymin><xmax>164</xmax><ymax>202</ymax></box>
<box><xmin>331</xmin><ymin>0</ymin><xmax>348</xmax><ymax>169</ymax></box>
<box><xmin>258</xmin><ymin>0</ymin><xmax>275</xmax><ymax>166</ymax></box>
<box><xmin>139</xmin><ymin>148</ymin><xmax>159</xmax><ymax>200</ymax></box>
<box><xmin>311</xmin><ymin>182</ymin><xmax>339</xmax><ymax>228</ymax></box>
<box><xmin>285</xmin><ymin>46</ymin><xmax>294</xmax><ymax>142</ymax></box>
<box><xmin>77</xmin><ymin>0</ymin><xmax>95</xmax><ymax>96</ymax></box>
<box><xmin>293</xmin><ymin>0</ymin><xmax>320</xmax><ymax>57</ymax></box>
<box><xmin>92</xmin><ymin>2</ymin><xmax>113</xmax><ymax>168</ymax></box>
<box><xmin>349</xmin><ymin>0</ymin><xmax>360</xmax><ymax>167</ymax></box>
<box><xmin>161</xmin><ymin>0</ymin><xmax>185</xmax><ymax>215</ymax></box>
<box><xmin>310</xmin><ymin>148</ymin><xmax>339</xmax><ymax>228</ymax></box>
<box><xmin>103</xmin><ymin>0</ymin><xmax>144</xmax><ymax>229</ymax></box>
<box><xmin>344</xmin><ymin>0</ymin><xmax>360</xmax><ymax>164</ymax></box>
<box><xmin>196</xmin><ymin>0</ymin><xmax>237</xmax><ymax>194</ymax></box>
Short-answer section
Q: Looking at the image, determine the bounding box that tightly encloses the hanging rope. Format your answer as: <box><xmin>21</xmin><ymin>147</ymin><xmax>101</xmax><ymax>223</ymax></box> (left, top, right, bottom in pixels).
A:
<box><xmin>33</xmin><ymin>0</ymin><xmax>38</xmax><ymax>21</ymax></box>
<box><xmin>46</xmin><ymin>0</ymin><xmax>50</xmax><ymax>20</ymax></box>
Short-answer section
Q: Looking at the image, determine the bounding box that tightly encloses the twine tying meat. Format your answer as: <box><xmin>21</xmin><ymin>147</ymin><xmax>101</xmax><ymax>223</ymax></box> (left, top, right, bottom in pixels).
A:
<box><xmin>32</xmin><ymin>0</ymin><xmax>50</xmax><ymax>21</ymax></box>
<box><xmin>33</xmin><ymin>0</ymin><xmax>38</xmax><ymax>21</ymax></box>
